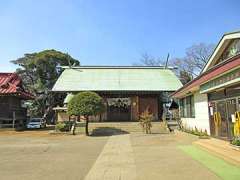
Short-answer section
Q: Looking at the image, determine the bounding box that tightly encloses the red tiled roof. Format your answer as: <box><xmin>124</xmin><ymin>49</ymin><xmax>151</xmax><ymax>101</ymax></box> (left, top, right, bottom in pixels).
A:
<box><xmin>0</xmin><ymin>73</ymin><xmax>33</xmax><ymax>99</ymax></box>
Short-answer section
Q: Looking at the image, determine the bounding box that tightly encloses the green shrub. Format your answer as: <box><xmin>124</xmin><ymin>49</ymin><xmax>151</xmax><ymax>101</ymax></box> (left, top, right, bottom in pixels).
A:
<box><xmin>55</xmin><ymin>122</ymin><xmax>66</xmax><ymax>132</ymax></box>
<box><xmin>55</xmin><ymin>121</ymin><xmax>73</xmax><ymax>132</ymax></box>
<box><xmin>63</xmin><ymin>121</ymin><xmax>73</xmax><ymax>131</ymax></box>
<box><xmin>67</xmin><ymin>91</ymin><xmax>105</xmax><ymax>135</ymax></box>
<box><xmin>231</xmin><ymin>136</ymin><xmax>240</xmax><ymax>146</ymax></box>
<box><xmin>182</xmin><ymin>125</ymin><xmax>209</xmax><ymax>137</ymax></box>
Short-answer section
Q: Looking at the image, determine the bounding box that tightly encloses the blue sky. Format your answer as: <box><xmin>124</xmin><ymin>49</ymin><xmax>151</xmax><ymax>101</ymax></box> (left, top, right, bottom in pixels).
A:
<box><xmin>0</xmin><ymin>0</ymin><xmax>239</xmax><ymax>72</ymax></box>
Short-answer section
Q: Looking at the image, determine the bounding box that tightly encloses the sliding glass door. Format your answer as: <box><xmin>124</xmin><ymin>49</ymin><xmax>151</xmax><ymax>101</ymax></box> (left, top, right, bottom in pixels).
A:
<box><xmin>226</xmin><ymin>99</ymin><xmax>237</xmax><ymax>139</ymax></box>
<box><xmin>210</xmin><ymin>98</ymin><xmax>238</xmax><ymax>139</ymax></box>
<box><xmin>216</xmin><ymin>101</ymin><xmax>228</xmax><ymax>138</ymax></box>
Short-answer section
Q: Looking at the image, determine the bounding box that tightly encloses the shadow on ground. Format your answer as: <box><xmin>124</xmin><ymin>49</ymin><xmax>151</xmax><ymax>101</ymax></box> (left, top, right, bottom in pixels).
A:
<box><xmin>150</xmin><ymin>132</ymin><xmax>170</xmax><ymax>135</ymax></box>
<box><xmin>16</xmin><ymin>125</ymin><xmax>55</xmax><ymax>132</ymax></box>
<box><xmin>91</xmin><ymin>127</ymin><xmax>129</xmax><ymax>136</ymax></box>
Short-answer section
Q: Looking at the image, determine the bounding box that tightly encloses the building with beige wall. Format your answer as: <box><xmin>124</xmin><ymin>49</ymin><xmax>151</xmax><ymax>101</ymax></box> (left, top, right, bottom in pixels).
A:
<box><xmin>172</xmin><ymin>31</ymin><xmax>240</xmax><ymax>139</ymax></box>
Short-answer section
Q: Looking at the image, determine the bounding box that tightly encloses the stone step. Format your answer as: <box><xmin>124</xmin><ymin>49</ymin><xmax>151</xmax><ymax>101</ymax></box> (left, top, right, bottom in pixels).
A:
<box><xmin>87</xmin><ymin>122</ymin><xmax>169</xmax><ymax>133</ymax></box>
<box><xmin>165</xmin><ymin>120</ymin><xmax>179</xmax><ymax>131</ymax></box>
<box><xmin>194</xmin><ymin>138</ymin><xmax>240</xmax><ymax>166</ymax></box>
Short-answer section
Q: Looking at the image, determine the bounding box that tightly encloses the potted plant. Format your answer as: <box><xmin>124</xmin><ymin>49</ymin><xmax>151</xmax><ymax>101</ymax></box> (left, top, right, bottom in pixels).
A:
<box><xmin>230</xmin><ymin>136</ymin><xmax>240</xmax><ymax>151</ymax></box>
<box><xmin>139</xmin><ymin>108</ymin><xmax>153</xmax><ymax>134</ymax></box>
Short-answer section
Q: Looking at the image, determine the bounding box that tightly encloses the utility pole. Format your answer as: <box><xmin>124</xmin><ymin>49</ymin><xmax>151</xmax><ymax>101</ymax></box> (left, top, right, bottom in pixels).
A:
<box><xmin>165</xmin><ymin>53</ymin><xmax>170</xmax><ymax>69</ymax></box>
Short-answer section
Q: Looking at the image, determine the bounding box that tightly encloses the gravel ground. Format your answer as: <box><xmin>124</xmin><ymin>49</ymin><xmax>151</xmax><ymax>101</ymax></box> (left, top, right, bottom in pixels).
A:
<box><xmin>1</xmin><ymin>129</ymin><xmax>235</xmax><ymax>180</ymax></box>
<box><xmin>0</xmin><ymin>130</ymin><xmax>108</xmax><ymax>180</ymax></box>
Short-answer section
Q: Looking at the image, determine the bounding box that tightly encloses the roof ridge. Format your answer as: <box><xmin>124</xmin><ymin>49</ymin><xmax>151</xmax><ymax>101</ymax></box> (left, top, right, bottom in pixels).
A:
<box><xmin>224</xmin><ymin>30</ymin><xmax>240</xmax><ymax>36</ymax></box>
<box><xmin>0</xmin><ymin>72</ymin><xmax>15</xmax><ymax>75</ymax></box>
<box><xmin>61</xmin><ymin>65</ymin><xmax>177</xmax><ymax>70</ymax></box>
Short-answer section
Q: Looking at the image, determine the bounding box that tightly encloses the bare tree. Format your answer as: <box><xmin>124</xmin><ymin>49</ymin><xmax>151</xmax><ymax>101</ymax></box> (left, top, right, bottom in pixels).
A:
<box><xmin>134</xmin><ymin>43</ymin><xmax>215</xmax><ymax>85</ymax></box>
<box><xmin>170</xmin><ymin>57</ymin><xmax>193</xmax><ymax>84</ymax></box>
<box><xmin>133</xmin><ymin>53</ymin><xmax>164</xmax><ymax>66</ymax></box>
<box><xmin>173</xmin><ymin>43</ymin><xmax>215</xmax><ymax>77</ymax></box>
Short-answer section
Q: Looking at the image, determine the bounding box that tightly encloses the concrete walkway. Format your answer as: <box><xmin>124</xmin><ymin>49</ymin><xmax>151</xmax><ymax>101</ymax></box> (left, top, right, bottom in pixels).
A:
<box><xmin>84</xmin><ymin>132</ymin><xmax>221</xmax><ymax>180</ymax></box>
<box><xmin>131</xmin><ymin>132</ymin><xmax>220</xmax><ymax>180</ymax></box>
<box><xmin>84</xmin><ymin>134</ymin><xmax>137</xmax><ymax>180</ymax></box>
<box><xmin>3</xmin><ymin>130</ymin><xmax>236</xmax><ymax>180</ymax></box>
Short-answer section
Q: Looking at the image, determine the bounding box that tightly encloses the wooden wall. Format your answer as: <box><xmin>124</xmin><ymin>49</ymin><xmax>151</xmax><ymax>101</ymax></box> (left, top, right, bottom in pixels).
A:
<box><xmin>55</xmin><ymin>94</ymin><xmax>162</xmax><ymax>123</ymax></box>
<box><xmin>139</xmin><ymin>96</ymin><xmax>159</xmax><ymax>121</ymax></box>
<box><xmin>0</xmin><ymin>96</ymin><xmax>27</xmax><ymax>128</ymax></box>
<box><xmin>130</xmin><ymin>96</ymin><xmax>139</xmax><ymax>121</ymax></box>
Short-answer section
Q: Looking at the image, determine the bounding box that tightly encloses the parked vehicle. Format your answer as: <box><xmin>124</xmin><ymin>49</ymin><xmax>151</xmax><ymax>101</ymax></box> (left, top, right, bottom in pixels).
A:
<box><xmin>27</xmin><ymin>118</ymin><xmax>46</xmax><ymax>129</ymax></box>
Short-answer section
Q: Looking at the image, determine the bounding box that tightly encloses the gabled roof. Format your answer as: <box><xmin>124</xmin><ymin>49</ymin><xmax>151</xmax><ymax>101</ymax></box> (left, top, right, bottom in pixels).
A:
<box><xmin>172</xmin><ymin>55</ymin><xmax>240</xmax><ymax>98</ymax></box>
<box><xmin>202</xmin><ymin>31</ymin><xmax>240</xmax><ymax>72</ymax></box>
<box><xmin>52</xmin><ymin>66</ymin><xmax>182</xmax><ymax>92</ymax></box>
<box><xmin>0</xmin><ymin>73</ymin><xmax>33</xmax><ymax>99</ymax></box>
<box><xmin>172</xmin><ymin>30</ymin><xmax>240</xmax><ymax>98</ymax></box>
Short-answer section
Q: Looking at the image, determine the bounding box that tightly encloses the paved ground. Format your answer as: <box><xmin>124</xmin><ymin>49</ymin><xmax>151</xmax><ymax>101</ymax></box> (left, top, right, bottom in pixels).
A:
<box><xmin>0</xmin><ymin>129</ymin><xmax>239</xmax><ymax>180</ymax></box>
<box><xmin>84</xmin><ymin>134</ymin><xmax>136</xmax><ymax>180</ymax></box>
<box><xmin>131</xmin><ymin>132</ymin><xmax>220</xmax><ymax>180</ymax></box>
<box><xmin>0</xmin><ymin>131</ymin><xmax>108</xmax><ymax>180</ymax></box>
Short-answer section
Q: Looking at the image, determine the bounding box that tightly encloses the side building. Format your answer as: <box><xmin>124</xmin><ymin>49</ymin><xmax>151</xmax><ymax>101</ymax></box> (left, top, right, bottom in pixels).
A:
<box><xmin>172</xmin><ymin>31</ymin><xmax>240</xmax><ymax>139</ymax></box>
<box><xmin>52</xmin><ymin>66</ymin><xmax>182</xmax><ymax>122</ymax></box>
<box><xmin>0</xmin><ymin>73</ymin><xmax>33</xmax><ymax>128</ymax></box>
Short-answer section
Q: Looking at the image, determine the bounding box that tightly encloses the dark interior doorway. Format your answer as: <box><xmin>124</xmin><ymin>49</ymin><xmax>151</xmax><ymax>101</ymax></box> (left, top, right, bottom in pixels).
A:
<box><xmin>107</xmin><ymin>98</ymin><xmax>131</xmax><ymax>121</ymax></box>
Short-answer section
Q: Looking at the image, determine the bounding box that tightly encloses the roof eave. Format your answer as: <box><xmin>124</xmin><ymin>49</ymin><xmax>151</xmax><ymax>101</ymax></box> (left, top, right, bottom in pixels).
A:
<box><xmin>171</xmin><ymin>54</ymin><xmax>240</xmax><ymax>98</ymax></box>
<box><xmin>202</xmin><ymin>31</ymin><xmax>240</xmax><ymax>73</ymax></box>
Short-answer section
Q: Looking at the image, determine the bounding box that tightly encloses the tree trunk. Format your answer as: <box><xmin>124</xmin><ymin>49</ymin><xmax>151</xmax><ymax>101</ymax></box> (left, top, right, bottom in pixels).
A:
<box><xmin>85</xmin><ymin>116</ymin><xmax>89</xmax><ymax>136</ymax></box>
<box><xmin>72</xmin><ymin>120</ymin><xmax>76</xmax><ymax>135</ymax></box>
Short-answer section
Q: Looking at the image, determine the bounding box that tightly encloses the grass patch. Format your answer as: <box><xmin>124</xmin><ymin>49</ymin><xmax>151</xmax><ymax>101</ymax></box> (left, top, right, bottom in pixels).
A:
<box><xmin>178</xmin><ymin>145</ymin><xmax>240</xmax><ymax>180</ymax></box>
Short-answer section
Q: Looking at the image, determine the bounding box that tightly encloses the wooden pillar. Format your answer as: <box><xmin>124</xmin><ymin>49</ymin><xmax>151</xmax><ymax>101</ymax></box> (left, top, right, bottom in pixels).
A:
<box><xmin>136</xmin><ymin>96</ymin><xmax>139</xmax><ymax>120</ymax></box>
<box><xmin>131</xmin><ymin>96</ymin><xmax>139</xmax><ymax>121</ymax></box>
<box><xmin>158</xmin><ymin>95</ymin><xmax>163</xmax><ymax>121</ymax></box>
<box><xmin>12</xmin><ymin>111</ymin><xmax>16</xmax><ymax>128</ymax></box>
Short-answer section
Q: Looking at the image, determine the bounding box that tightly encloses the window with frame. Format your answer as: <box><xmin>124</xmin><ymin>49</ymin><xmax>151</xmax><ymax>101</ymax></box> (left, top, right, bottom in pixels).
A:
<box><xmin>179</xmin><ymin>95</ymin><xmax>195</xmax><ymax>118</ymax></box>
<box><xmin>217</xmin><ymin>39</ymin><xmax>240</xmax><ymax>64</ymax></box>
<box><xmin>179</xmin><ymin>99</ymin><xmax>185</xmax><ymax>117</ymax></box>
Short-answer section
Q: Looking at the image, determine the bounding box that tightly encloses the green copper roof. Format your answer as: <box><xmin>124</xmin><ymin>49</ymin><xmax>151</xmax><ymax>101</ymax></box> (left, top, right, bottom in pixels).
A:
<box><xmin>52</xmin><ymin>66</ymin><xmax>182</xmax><ymax>92</ymax></box>
<box><xmin>63</xmin><ymin>93</ymin><xmax>74</xmax><ymax>104</ymax></box>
